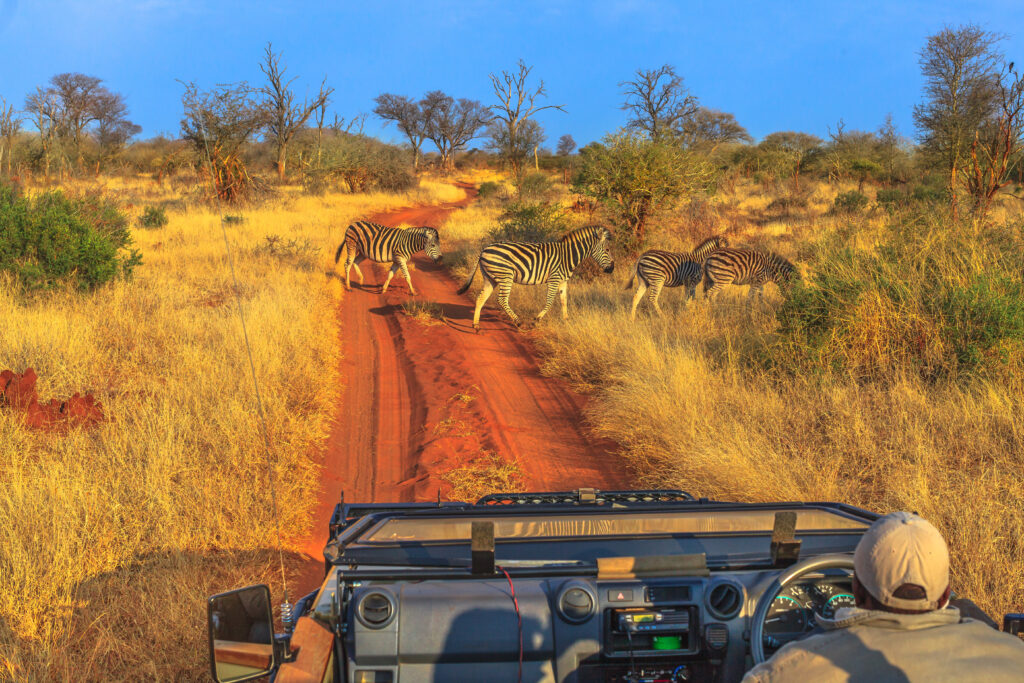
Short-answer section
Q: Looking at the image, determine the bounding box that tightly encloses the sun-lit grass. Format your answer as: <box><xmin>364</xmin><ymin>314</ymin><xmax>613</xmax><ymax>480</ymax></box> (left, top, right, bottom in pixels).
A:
<box><xmin>0</xmin><ymin>174</ymin><xmax>467</xmax><ymax>679</ymax></box>
<box><xmin>441</xmin><ymin>451</ymin><xmax>526</xmax><ymax>503</ymax></box>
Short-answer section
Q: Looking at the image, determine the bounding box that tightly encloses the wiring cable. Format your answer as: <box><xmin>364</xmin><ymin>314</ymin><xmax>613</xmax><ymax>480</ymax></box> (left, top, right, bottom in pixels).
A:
<box><xmin>499</xmin><ymin>566</ymin><xmax>523</xmax><ymax>683</ymax></box>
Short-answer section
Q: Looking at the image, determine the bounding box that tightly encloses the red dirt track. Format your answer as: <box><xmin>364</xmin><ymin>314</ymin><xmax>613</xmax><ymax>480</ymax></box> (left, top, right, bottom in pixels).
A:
<box><xmin>300</xmin><ymin>182</ymin><xmax>627</xmax><ymax>557</ymax></box>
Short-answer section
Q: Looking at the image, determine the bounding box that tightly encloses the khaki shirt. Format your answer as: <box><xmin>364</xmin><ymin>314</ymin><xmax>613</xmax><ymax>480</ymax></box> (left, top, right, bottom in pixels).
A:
<box><xmin>742</xmin><ymin>606</ymin><xmax>1024</xmax><ymax>682</ymax></box>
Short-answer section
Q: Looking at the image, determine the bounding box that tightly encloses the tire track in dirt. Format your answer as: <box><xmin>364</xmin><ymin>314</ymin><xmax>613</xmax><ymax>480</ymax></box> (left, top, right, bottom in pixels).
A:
<box><xmin>300</xmin><ymin>182</ymin><xmax>628</xmax><ymax>558</ymax></box>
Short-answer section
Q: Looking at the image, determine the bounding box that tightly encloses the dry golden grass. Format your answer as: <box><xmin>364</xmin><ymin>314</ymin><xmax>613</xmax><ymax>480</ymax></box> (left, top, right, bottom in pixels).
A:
<box><xmin>441</xmin><ymin>451</ymin><xmax>526</xmax><ymax>503</ymax></box>
<box><xmin>0</xmin><ymin>174</ymin><xmax>459</xmax><ymax>680</ymax></box>
<box><xmin>441</xmin><ymin>177</ymin><xmax>1024</xmax><ymax>622</ymax></box>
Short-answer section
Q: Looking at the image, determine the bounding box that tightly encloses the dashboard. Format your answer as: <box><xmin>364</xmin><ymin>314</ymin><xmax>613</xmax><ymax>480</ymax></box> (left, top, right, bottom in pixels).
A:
<box><xmin>305</xmin><ymin>495</ymin><xmax>877</xmax><ymax>683</ymax></box>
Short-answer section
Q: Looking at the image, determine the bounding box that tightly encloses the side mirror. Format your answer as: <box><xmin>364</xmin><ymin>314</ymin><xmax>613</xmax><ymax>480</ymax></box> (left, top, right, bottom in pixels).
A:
<box><xmin>1004</xmin><ymin>613</ymin><xmax>1024</xmax><ymax>639</ymax></box>
<box><xmin>208</xmin><ymin>585</ymin><xmax>277</xmax><ymax>682</ymax></box>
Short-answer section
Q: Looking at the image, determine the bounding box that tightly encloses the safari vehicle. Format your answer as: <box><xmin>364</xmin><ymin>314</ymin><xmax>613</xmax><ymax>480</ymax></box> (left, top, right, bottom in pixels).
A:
<box><xmin>207</xmin><ymin>489</ymin><xmax>1024</xmax><ymax>683</ymax></box>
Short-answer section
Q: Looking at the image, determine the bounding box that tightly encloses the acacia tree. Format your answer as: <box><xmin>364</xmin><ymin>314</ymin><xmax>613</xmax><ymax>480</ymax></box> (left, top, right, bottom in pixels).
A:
<box><xmin>966</xmin><ymin>63</ymin><xmax>1024</xmax><ymax>218</ymax></box>
<box><xmin>759</xmin><ymin>131</ymin><xmax>822</xmax><ymax>191</ymax></box>
<box><xmin>556</xmin><ymin>134</ymin><xmax>576</xmax><ymax>156</ymax></box>
<box><xmin>620</xmin><ymin>64</ymin><xmax>697</xmax><ymax>141</ymax></box>
<box><xmin>24</xmin><ymin>73</ymin><xmax>138</xmax><ymax>174</ymax></box>
<box><xmin>373</xmin><ymin>93</ymin><xmax>426</xmax><ymax>170</ymax></box>
<box><xmin>180</xmin><ymin>81</ymin><xmax>266</xmax><ymax>203</ymax></box>
<box><xmin>24</xmin><ymin>87</ymin><xmax>60</xmax><ymax>177</ymax></box>
<box><xmin>487</xmin><ymin>117</ymin><xmax>544</xmax><ymax>170</ymax></box>
<box><xmin>258</xmin><ymin>43</ymin><xmax>333</xmax><ymax>181</ymax></box>
<box><xmin>913</xmin><ymin>24</ymin><xmax>1004</xmax><ymax>218</ymax></box>
<box><xmin>93</xmin><ymin>91</ymin><xmax>141</xmax><ymax>169</ymax></box>
<box><xmin>573</xmin><ymin>130</ymin><xmax>714</xmax><ymax>251</ymax></box>
<box><xmin>0</xmin><ymin>98</ymin><xmax>21</xmax><ymax>176</ymax></box>
<box><xmin>421</xmin><ymin>91</ymin><xmax>489</xmax><ymax>172</ymax></box>
<box><xmin>489</xmin><ymin>60</ymin><xmax>564</xmax><ymax>178</ymax></box>
<box><xmin>679</xmin><ymin>108</ymin><xmax>751</xmax><ymax>150</ymax></box>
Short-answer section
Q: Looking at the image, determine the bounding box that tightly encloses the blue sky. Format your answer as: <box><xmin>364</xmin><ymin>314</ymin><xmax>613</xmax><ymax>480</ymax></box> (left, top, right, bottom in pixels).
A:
<box><xmin>2</xmin><ymin>0</ymin><xmax>1023</xmax><ymax>148</ymax></box>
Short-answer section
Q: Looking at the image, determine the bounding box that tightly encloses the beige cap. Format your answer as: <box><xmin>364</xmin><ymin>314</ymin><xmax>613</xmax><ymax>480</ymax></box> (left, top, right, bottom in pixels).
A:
<box><xmin>854</xmin><ymin>511</ymin><xmax>950</xmax><ymax>611</ymax></box>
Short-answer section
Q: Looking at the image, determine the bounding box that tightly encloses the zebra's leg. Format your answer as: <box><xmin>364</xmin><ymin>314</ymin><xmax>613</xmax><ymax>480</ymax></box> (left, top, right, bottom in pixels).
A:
<box><xmin>495</xmin><ymin>279</ymin><xmax>521</xmax><ymax>327</ymax></box>
<box><xmin>559</xmin><ymin>280</ymin><xmax>569</xmax><ymax>320</ymax></box>
<box><xmin>630</xmin><ymin>281</ymin><xmax>648</xmax><ymax>320</ymax></box>
<box><xmin>535</xmin><ymin>279</ymin><xmax>561</xmax><ymax>321</ymax></box>
<box><xmin>704</xmin><ymin>282</ymin><xmax>724</xmax><ymax>303</ymax></box>
<box><xmin>472</xmin><ymin>277</ymin><xmax>495</xmax><ymax>331</ymax></box>
<box><xmin>398</xmin><ymin>258</ymin><xmax>417</xmax><ymax>296</ymax></box>
<box><xmin>647</xmin><ymin>281</ymin><xmax>665</xmax><ymax>316</ymax></box>
<box><xmin>343</xmin><ymin>250</ymin><xmax>357</xmax><ymax>291</ymax></box>
<box><xmin>352</xmin><ymin>255</ymin><xmax>366</xmax><ymax>285</ymax></box>
<box><xmin>685</xmin><ymin>284</ymin><xmax>697</xmax><ymax>304</ymax></box>
<box><xmin>381</xmin><ymin>262</ymin><xmax>399</xmax><ymax>294</ymax></box>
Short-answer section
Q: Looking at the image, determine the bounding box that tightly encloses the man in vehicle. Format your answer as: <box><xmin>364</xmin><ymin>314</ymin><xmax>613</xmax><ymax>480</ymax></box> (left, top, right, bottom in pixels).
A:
<box><xmin>744</xmin><ymin>511</ymin><xmax>1024</xmax><ymax>681</ymax></box>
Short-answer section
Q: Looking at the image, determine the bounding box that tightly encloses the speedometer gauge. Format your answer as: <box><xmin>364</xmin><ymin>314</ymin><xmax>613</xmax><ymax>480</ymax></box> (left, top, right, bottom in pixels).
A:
<box><xmin>821</xmin><ymin>593</ymin><xmax>856</xmax><ymax>619</ymax></box>
<box><xmin>765</xmin><ymin>596</ymin><xmax>811</xmax><ymax>634</ymax></box>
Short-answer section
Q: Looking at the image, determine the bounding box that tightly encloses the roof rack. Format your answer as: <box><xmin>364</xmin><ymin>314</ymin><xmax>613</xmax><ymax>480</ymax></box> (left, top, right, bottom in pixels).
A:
<box><xmin>475</xmin><ymin>488</ymin><xmax>696</xmax><ymax>506</ymax></box>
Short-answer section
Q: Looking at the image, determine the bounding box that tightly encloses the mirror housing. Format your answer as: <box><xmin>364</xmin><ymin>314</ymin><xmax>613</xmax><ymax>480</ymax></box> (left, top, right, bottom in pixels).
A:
<box><xmin>1004</xmin><ymin>613</ymin><xmax>1024</xmax><ymax>639</ymax></box>
<box><xmin>208</xmin><ymin>584</ymin><xmax>278</xmax><ymax>682</ymax></box>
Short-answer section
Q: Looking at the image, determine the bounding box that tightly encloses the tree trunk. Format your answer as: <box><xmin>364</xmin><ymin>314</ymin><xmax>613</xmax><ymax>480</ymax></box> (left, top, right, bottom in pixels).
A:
<box><xmin>534</xmin><ymin>145</ymin><xmax>539</xmax><ymax>171</ymax></box>
<box><xmin>276</xmin><ymin>144</ymin><xmax>287</xmax><ymax>181</ymax></box>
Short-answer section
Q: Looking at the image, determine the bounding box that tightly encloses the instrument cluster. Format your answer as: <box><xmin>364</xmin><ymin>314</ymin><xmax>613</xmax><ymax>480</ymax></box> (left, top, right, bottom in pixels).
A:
<box><xmin>762</xmin><ymin>580</ymin><xmax>855</xmax><ymax>650</ymax></box>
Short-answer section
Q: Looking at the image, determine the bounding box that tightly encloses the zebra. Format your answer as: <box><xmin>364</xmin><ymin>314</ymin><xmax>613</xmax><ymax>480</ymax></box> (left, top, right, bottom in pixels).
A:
<box><xmin>626</xmin><ymin>236</ymin><xmax>729</xmax><ymax>320</ymax></box>
<box><xmin>456</xmin><ymin>225</ymin><xmax>615</xmax><ymax>331</ymax></box>
<box><xmin>702</xmin><ymin>248</ymin><xmax>795</xmax><ymax>304</ymax></box>
<box><xmin>333</xmin><ymin>220</ymin><xmax>442</xmax><ymax>296</ymax></box>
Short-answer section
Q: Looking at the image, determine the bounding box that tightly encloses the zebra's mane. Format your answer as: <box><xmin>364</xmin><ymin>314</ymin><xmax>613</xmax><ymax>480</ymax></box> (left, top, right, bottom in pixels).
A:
<box><xmin>693</xmin><ymin>235</ymin><xmax>727</xmax><ymax>251</ymax></box>
<box><xmin>560</xmin><ymin>225</ymin><xmax>609</xmax><ymax>243</ymax></box>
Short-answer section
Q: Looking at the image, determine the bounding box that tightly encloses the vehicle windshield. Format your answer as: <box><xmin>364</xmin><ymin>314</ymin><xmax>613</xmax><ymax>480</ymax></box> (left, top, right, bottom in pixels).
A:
<box><xmin>361</xmin><ymin>508</ymin><xmax>868</xmax><ymax>543</ymax></box>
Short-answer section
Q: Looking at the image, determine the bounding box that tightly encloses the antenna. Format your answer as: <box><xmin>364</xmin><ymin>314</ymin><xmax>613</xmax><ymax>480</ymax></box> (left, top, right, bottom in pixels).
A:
<box><xmin>196</xmin><ymin>115</ymin><xmax>293</xmax><ymax>630</ymax></box>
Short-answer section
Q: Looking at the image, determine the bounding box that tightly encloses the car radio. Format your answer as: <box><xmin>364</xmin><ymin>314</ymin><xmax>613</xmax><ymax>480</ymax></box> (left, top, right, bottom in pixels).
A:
<box><xmin>606</xmin><ymin>606</ymin><xmax>699</xmax><ymax>657</ymax></box>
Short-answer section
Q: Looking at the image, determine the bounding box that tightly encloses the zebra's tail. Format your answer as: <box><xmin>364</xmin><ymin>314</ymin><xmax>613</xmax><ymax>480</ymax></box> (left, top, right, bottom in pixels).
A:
<box><xmin>456</xmin><ymin>261</ymin><xmax>479</xmax><ymax>295</ymax></box>
<box><xmin>334</xmin><ymin>241</ymin><xmax>347</xmax><ymax>265</ymax></box>
<box><xmin>624</xmin><ymin>262</ymin><xmax>637</xmax><ymax>289</ymax></box>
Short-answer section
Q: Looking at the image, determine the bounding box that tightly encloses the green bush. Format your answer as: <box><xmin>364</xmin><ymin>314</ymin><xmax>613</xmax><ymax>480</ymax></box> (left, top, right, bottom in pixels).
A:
<box><xmin>910</xmin><ymin>184</ymin><xmax>946</xmax><ymax>204</ymax></box>
<box><xmin>774</xmin><ymin>212</ymin><xmax>1024</xmax><ymax>383</ymax></box>
<box><xmin>477</xmin><ymin>181</ymin><xmax>502</xmax><ymax>199</ymax></box>
<box><xmin>138</xmin><ymin>205</ymin><xmax>169</xmax><ymax>229</ymax></box>
<box><xmin>830</xmin><ymin>190</ymin><xmax>870</xmax><ymax>214</ymax></box>
<box><xmin>0</xmin><ymin>183</ymin><xmax>141</xmax><ymax>290</ymax></box>
<box><xmin>488</xmin><ymin>201</ymin><xmax>569</xmax><ymax>243</ymax></box>
<box><xmin>875</xmin><ymin>188</ymin><xmax>905</xmax><ymax>213</ymax></box>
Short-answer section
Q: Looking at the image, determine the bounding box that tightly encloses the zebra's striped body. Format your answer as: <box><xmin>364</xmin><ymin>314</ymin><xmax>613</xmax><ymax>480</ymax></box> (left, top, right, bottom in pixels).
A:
<box><xmin>626</xmin><ymin>236</ymin><xmax>728</xmax><ymax>319</ymax></box>
<box><xmin>333</xmin><ymin>220</ymin><xmax>442</xmax><ymax>296</ymax></box>
<box><xmin>456</xmin><ymin>225</ymin><xmax>615</xmax><ymax>330</ymax></box>
<box><xmin>702</xmin><ymin>248</ymin><xmax>795</xmax><ymax>303</ymax></box>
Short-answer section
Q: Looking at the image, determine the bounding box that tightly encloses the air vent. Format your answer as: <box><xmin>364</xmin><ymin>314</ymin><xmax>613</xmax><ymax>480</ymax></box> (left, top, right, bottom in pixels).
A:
<box><xmin>706</xmin><ymin>581</ymin><xmax>743</xmax><ymax>620</ymax></box>
<box><xmin>357</xmin><ymin>591</ymin><xmax>396</xmax><ymax>629</ymax></box>
<box><xmin>705</xmin><ymin>623</ymin><xmax>729</xmax><ymax>650</ymax></box>
<box><xmin>558</xmin><ymin>584</ymin><xmax>596</xmax><ymax>624</ymax></box>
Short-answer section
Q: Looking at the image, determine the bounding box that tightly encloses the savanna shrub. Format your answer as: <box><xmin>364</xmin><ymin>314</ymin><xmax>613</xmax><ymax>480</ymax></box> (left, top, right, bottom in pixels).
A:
<box><xmin>488</xmin><ymin>201</ymin><xmax>569</xmax><ymax>243</ymax></box>
<box><xmin>829</xmin><ymin>190</ymin><xmax>870</xmax><ymax>214</ymax></box>
<box><xmin>875</xmin><ymin>188</ymin><xmax>904</xmax><ymax>212</ymax></box>
<box><xmin>0</xmin><ymin>183</ymin><xmax>141</xmax><ymax>291</ymax></box>
<box><xmin>477</xmin><ymin>181</ymin><xmax>502</xmax><ymax>199</ymax></box>
<box><xmin>517</xmin><ymin>172</ymin><xmax>553</xmax><ymax>200</ymax></box>
<box><xmin>138</xmin><ymin>205</ymin><xmax>169</xmax><ymax>228</ymax></box>
<box><xmin>910</xmin><ymin>184</ymin><xmax>946</xmax><ymax>204</ymax></box>
<box><xmin>775</xmin><ymin>212</ymin><xmax>1024</xmax><ymax>383</ymax></box>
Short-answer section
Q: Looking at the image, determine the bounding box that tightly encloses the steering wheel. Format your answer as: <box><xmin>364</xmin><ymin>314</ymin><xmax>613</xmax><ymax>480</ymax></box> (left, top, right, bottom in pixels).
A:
<box><xmin>750</xmin><ymin>553</ymin><xmax>855</xmax><ymax>665</ymax></box>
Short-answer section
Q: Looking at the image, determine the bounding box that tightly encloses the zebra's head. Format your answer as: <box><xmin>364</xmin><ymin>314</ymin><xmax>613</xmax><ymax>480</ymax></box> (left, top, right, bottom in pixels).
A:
<box><xmin>771</xmin><ymin>253</ymin><xmax>796</xmax><ymax>286</ymax></box>
<box><xmin>417</xmin><ymin>227</ymin><xmax>443</xmax><ymax>263</ymax></box>
<box><xmin>591</xmin><ymin>226</ymin><xmax>615</xmax><ymax>273</ymax></box>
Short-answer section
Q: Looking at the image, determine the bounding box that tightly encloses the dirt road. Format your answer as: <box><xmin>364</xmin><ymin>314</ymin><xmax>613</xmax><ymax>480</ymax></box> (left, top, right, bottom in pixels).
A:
<box><xmin>300</xmin><ymin>182</ymin><xmax>627</xmax><ymax>556</ymax></box>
